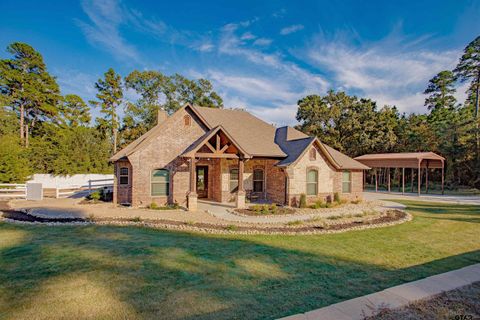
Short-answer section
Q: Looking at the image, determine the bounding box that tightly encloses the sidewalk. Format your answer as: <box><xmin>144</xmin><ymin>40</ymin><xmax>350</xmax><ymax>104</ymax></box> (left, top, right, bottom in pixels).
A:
<box><xmin>280</xmin><ymin>263</ymin><xmax>480</xmax><ymax>320</ymax></box>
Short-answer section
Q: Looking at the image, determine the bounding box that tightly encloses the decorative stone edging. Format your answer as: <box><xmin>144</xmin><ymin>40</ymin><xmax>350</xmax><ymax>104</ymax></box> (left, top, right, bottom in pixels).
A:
<box><xmin>0</xmin><ymin>209</ymin><xmax>412</xmax><ymax>235</ymax></box>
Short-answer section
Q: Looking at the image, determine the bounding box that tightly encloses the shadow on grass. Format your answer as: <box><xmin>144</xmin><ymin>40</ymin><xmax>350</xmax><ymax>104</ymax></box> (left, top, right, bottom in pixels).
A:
<box><xmin>1</xmin><ymin>200</ymin><xmax>480</xmax><ymax>319</ymax></box>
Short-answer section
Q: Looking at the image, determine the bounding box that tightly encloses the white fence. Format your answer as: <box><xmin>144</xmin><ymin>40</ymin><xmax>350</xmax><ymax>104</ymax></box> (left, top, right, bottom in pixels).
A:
<box><xmin>0</xmin><ymin>184</ymin><xmax>26</xmax><ymax>198</ymax></box>
<box><xmin>28</xmin><ymin>173</ymin><xmax>114</xmax><ymax>189</ymax></box>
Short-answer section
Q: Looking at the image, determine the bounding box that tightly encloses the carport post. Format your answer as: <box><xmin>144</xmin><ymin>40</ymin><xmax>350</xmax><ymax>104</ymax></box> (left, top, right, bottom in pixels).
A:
<box><xmin>441</xmin><ymin>160</ymin><xmax>445</xmax><ymax>195</ymax></box>
<box><xmin>417</xmin><ymin>160</ymin><xmax>422</xmax><ymax>196</ymax></box>
<box><xmin>425</xmin><ymin>160</ymin><xmax>429</xmax><ymax>194</ymax></box>
<box><xmin>402</xmin><ymin>167</ymin><xmax>405</xmax><ymax>194</ymax></box>
<box><xmin>375</xmin><ymin>169</ymin><xmax>378</xmax><ymax>192</ymax></box>
<box><xmin>387</xmin><ymin>168</ymin><xmax>391</xmax><ymax>192</ymax></box>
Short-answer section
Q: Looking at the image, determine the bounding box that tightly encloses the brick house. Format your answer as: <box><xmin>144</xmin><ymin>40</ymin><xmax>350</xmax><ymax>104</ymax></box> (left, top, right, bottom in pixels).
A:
<box><xmin>110</xmin><ymin>104</ymin><xmax>369</xmax><ymax>210</ymax></box>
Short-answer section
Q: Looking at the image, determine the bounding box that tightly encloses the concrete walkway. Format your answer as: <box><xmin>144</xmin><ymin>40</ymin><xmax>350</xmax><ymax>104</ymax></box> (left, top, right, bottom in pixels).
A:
<box><xmin>364</xmin><ymin>191</ymin><xmax>480</xmax><ymax>205</ymax></box>
<box><xmin>280</xmin><ymin>263</ymin><xmax>480</xmax><ymax>320</ymax></box>
<box><xmin>197</xmin><ymin>200</ymin><xmax>405</xmax><ymax>224</ymax></box>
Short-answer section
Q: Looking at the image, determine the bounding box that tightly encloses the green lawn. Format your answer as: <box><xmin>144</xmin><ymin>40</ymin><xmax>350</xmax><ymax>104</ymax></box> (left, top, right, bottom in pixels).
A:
<box><xmin>1</xmin><ymin>201</ymin><xmax>480</xmax><ymax>320</ymax></box>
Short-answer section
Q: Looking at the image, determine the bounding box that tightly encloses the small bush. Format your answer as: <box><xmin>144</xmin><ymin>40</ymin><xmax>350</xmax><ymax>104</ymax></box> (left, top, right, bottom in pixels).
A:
<box><xmin>286</xmin><ymin>220</ymin><xmax>303</xmax><ymax>226</ymax></box>
<box><xmin>251</xmin><ymin>205</ymin><xmax>262</xmax><ymax>212</ymax></box>
<box><xmin>326</xmin><ymin>215</ymin><xmax>341</xmax><ymax>220</ymax></box>
<box><xmin>87</xmin><ymin>213</ymin><xmax>95</xmax><ymax>221</ymax></box>
<box><xmin>270</xmin><ymin>203</ymin><xmax>277</xmax><ymax>214</ymax></box>
<box><xmin>149</xmin><ymin>202</ymin><xmax>159</xmax><ymax>210</ymax></box>
<box><xmin>333</xmin><ymin>192</ymin><xmax>340</xmax><ymax>203</ymax></box>
<box><xmin>186</xmin><ymin>220</ymin><xmax>196</xmax><ymax>226</ymax></box>
<box><xmin>130</xmin><ymin>216</ymin><xmax>142</xmax><ymax>222</ymax></box>
<box><xmin>299</xmin><ymin>194</ymin><xmax>307</xmax><ymax>208</ymax></box>
<box><xmin>89</xmin><ymin>191</ymin><xmax>101</xmax><ymax>201</ymax></box>
<box><xmin>351</xmin><ymin>199</ymin><xmax>362</xmax><ymax>204</ymax></box>
<box><xmin>226</xmin><ymin>224</ymin><xmax>237</xmax><ymax>231</ymax></box>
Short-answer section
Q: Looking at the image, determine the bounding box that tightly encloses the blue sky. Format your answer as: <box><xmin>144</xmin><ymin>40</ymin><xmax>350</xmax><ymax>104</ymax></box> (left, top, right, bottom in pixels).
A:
<box><xmin>1</xmin><ymin>0</ymin><xmax>479</xmax><ymax>125</ymax></box>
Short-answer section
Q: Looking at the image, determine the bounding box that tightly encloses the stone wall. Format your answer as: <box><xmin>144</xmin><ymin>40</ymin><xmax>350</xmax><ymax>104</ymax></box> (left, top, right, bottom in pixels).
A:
<box><xmin>286</xmin><ymin>145</ymin><xmax>364</xmax><ymax>206</ymax></box>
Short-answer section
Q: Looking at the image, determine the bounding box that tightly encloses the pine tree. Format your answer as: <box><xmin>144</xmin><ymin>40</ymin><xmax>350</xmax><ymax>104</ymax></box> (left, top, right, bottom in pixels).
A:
<box><xmin>58</xmin><ymin>94</ymin><xmax>90</xmax><ymax>127</ymax></box>
<box><xmin>0</xmin><ymin>42</ymin><xmax>61</xmax><ymax>145</ymax></box>
<box><xmin>90</xmin><ymin>68</ymin><xmax>123</xmax><ymax>154</ymax></box>
<box><xmin>424</xmin><ymin>70</ymin><xmax>457</xmax><ymax>110</ymax></box>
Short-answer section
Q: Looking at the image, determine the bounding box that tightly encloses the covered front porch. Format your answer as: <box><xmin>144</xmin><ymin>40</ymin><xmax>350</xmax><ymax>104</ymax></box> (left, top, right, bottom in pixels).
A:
<box><xmin>182</xmin><ymin>126</ymin><xmax>252</xmax><ymax>211</ymax></box>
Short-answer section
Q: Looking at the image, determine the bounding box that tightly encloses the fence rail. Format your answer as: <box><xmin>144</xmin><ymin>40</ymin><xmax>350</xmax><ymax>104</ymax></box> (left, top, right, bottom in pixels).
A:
<box><xmin>0</xmin><ymin>183</ymin><xmax>27</xmax><ymax>198</ymax></box>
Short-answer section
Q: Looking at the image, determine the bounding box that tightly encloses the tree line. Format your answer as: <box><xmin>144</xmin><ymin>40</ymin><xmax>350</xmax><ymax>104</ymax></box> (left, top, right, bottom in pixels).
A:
<box><xmin>1</xmin><ymin>36</ymin><xmax>479</xmax><ymax>189</ymax></box>
<box><xmin>296</xmin><ymin>36</ymin><xmax>480</xmax><ymax>188</ymax></box>
<box><xmin>0</xmin><ymin>42</ymin><xmax>223</xmax><ymax>182</ymax></box>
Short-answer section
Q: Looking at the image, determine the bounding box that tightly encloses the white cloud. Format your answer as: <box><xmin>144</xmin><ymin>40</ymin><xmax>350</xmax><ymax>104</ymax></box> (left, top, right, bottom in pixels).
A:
<box><xmin>194</xmin><ymin>42</ymin><xmax>215</xmax><ymax>52</ymax></box>
<box><xmin>253</xmin><ymin>38</ymin><xmax>273</xmax><ymax>46</ymax></box>
<box><xmin>280</xmin><ymin>24</ymin><xmax>304</xmax><ymax>35</ymax></box>
<box><xmin>241</xmin><ymin>32</ymin><xmax>256</xmax><ymax>40</ymax></box>
<box><xmin>77</xmin><ymin>0</ymin><xmax>140</xmax><ymax>62</ymax></box>
<box><xmin>303</xmin><ymin>32</ymin><xmax>462</xmax><ymax>113</ymax></box>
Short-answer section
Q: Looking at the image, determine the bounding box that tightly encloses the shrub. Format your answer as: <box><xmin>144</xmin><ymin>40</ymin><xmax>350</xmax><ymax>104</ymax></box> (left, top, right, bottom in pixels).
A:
<box><xmin>351</xmin><ymin>199</ymin><xmax>362</xmax><ymax>204</ymax></box>
<box><xmin>226</xmin><ymin>224</ymin><xmax>237</xmax><ymax>231</ymax></box>
<box><xmin>149</xmin><ymin>202</ymin><xmax>159</xmax><ymax>210</ymax></box>
<box><xmin>251</xmin><ymin>205</ymin><xmax>262</xmax><ymax>212</ymax></box>
<box><xmin>270</xmin><ymin>203</ymin><xmax>277</xmax><ymax>214</ymax></box>
<box><xmin>299</xmin><ymin>194</ymin><xmax>307</xmax><ymax>208</ymax></box>
<box><xmin>286</xmin><ymin>220</ymin><xmax>303</xmax><ymax>226</ymax></box>
<box><xmin>87</xmin><ymin>213</ymin><xmax>95</xmax><ymax>221</ymax></box>
<box><xmin>130</xmin><ymin>216</ymin><xmax>142</xmax><ymax>222</ymax></box>
<box><xmin>333</xmin><ymin>192</ymin><xmax>340</xmax><ymax>203</ymax></box>
<box><xmin>89</xmin><ymin>191</ymin><xmax>101</xmax><ymax>201</ymax></box>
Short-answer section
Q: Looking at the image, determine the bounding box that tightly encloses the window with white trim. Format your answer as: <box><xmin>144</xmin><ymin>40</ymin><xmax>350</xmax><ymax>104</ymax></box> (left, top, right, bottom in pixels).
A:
<box><xmin>151</xmin><ymin>169</ymin><xmax>170</xmax><ymax>196</ymax></box>
<box><xmin>229</xmin><ymin>168</ymin><xmax>238</xmax><ymax>192</ymax></box>
<box><xmin>306</xmin><ymin>169</ymin><xmax>318</xmax><ymax>195</ymax></box>
<box><xmin>342</xmin><ymin>171</ymin><xmax>351</xmax><ymax>193</ymax></box>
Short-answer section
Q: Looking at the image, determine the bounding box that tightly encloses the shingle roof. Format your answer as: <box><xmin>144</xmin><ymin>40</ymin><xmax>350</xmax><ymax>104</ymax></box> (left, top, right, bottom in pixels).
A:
<box><xmin>111</xmin><ymin>104</ymin><xmax>369</xmax><ymax>170</ymax></box>
<box><xmin>322</xmin><ymin>144</ymin><xmax>370</xmax><ymax>170</ymax></box>
<box><xmin>192</xmin><ymin>106</ymin><xmax>286</xmax><ymax>157</ymax></box>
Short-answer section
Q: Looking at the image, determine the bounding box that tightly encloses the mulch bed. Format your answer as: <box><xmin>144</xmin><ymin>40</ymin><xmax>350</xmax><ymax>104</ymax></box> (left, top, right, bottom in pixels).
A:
<box><xmin>235</xmin><ymin>207</ymin><xmax>296</xmax><ymax>216</ymax></box>
<box><xmin>0</xmin><ymin>199</ymin><xmax>409</xmax><ymax>234</ymax></box>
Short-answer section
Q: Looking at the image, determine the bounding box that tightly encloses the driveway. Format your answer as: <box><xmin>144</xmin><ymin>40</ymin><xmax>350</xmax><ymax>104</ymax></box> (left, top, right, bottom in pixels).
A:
<box><xmin>364</xmin><ymin>191</ymin><xmax>480</xmax><ymax>206</ymax></box>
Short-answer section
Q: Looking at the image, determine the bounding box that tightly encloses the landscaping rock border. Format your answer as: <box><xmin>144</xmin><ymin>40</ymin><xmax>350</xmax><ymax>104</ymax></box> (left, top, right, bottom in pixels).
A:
<box><xmin>0</xmin><ymin>207</ymin><xmax>412</xmax><ymax>235</ymax></box>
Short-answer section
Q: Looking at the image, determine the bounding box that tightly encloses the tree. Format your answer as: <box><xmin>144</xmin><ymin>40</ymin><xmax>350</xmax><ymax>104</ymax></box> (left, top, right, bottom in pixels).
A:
<box><xmin>57</xmin><ymin>94</ymin><xmax>90</xmax><ymax>127</ymax></box>
<box><xmin>454</xmin><ymin>35</ymin><xmax>480</xmax><ymax>184</ymax></box>
<box><xmin>296</xmin><ymin>91</ymin><xmax>388</xmax><ymax>156</ymax></box>
<box><xmin>90</xmin><ymin>68</ymin><xmax>123</xmax><ymax>154</ymax></box>
<box><xmin>424</xmin><ymin>70</ymin><xmax>457</xmax><ymax>110</ymax></box>
<box><xmin>121</xmin><ymin>70</ymin><xmax>223</xmax><ymax>145</ymax></box>
<box><xmin>0</xmin><ymin>42</ymin><xmax>61</xmax><ymax>144</ymax></box>
<box><xmin>454</xmin><ymin>36</ymin><xmax>480</xmax><ymax>118</ymax></box>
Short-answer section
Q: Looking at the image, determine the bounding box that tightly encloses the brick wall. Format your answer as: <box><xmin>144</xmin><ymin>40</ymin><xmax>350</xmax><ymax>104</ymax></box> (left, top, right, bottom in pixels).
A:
<box><xmin>124</xmin><ymin>108</ymin><xmax>205</xmax><ymax>207</ymax></box>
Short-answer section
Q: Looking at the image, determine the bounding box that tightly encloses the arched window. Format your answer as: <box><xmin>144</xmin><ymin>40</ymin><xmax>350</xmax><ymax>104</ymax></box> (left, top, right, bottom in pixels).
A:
<box><xmin>184</xmin><ymin>115</ymin><xmax>191</xmax><ymax>126</ymax></box>
<box><xmin>253</xmin><ymin>169</ymin><xmax>264</xmax><ymax>192</ymax></box>
<box><xmin>306</xmin><ymin>169</ymin><xmax>318</xmax><ymax>195</ymax></box>
<box><xmin>309</xmin><ymin>148</ymin><xmax>316</xmax><ymax>160</ymax></box>
<box><xmin>229</xmin><ymin>168</ymin><xmax>239</xmax><ymax>192</ymax></box>
<box><xmin>151</xmin><ymin>169</ymin><xmax>170</xmax><ymax>196</ymax></box>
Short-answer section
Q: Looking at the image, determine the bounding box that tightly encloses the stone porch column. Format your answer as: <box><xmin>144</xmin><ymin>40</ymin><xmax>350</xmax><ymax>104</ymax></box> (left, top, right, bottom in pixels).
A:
<box><xmin>187</xmin><ymin>157</ymin><xmax>197</xmax><ymax>211</ymax></box>
<box><xmin>236</xmin><ymin>158</ymin><xmax>246</xmax><ymax>209</ymax></box>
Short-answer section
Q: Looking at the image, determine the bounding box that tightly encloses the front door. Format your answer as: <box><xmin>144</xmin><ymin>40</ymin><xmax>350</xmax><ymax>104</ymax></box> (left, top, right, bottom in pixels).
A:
<box><xmin>196</xmin><ymin>166</ymin><xmax>209</xmax><ymax>198</ymax></box>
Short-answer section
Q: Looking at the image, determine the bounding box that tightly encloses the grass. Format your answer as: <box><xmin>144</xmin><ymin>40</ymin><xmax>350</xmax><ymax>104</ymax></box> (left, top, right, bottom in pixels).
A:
<box><xmin>1</xmin><ymin>200</ymin><xmax>480</xmax><ymax>319</ymax></box>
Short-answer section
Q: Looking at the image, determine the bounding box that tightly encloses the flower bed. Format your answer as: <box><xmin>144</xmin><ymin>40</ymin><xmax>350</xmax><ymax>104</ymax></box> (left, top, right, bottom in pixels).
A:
<box><xmin>236</xmin><ymin>204</ymin><xmax>295</xmax><ymax>216</ymax></box>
